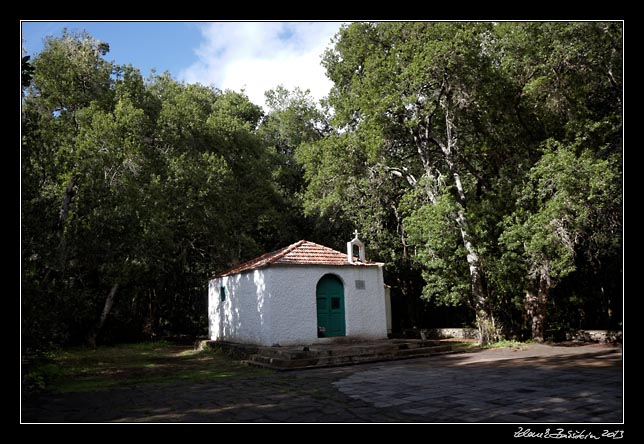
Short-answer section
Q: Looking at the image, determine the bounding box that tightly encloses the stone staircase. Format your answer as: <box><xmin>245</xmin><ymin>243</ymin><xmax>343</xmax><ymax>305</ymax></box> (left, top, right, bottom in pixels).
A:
<box><xmin>202</xmin><ymin>339</ymin><xmax>476</xmax><ymax>370</ymax></box>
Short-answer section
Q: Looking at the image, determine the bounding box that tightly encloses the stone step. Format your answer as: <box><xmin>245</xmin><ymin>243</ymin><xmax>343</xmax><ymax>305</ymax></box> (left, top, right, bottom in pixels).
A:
<box><xmin>244</xmin><ymin>343</ymin><xmax>466</xmax><ymax>370</ymax></box>
<box><xmin>254</xmin><ymin>339</ymin><xmax>448</xmax><ymax>360</ymax></box>
<box><xmin>257</xmin><ymin>348</ymin><xmax>310</xmax><ymax>360</ymax></box>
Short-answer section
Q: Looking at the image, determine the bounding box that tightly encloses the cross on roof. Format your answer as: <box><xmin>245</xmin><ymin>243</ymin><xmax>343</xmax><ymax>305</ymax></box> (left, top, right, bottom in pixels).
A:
<box><xmin>353</xmin><ymin>229</ymin><xmax>359</xmax><ymax>239</ymax></box>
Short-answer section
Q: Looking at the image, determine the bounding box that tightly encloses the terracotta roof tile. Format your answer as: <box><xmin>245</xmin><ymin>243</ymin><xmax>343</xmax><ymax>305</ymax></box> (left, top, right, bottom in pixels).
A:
<box><xmin>212</xmin><ymin>240</ymin><xmax>380</xmax><ymax>278</ymax></box>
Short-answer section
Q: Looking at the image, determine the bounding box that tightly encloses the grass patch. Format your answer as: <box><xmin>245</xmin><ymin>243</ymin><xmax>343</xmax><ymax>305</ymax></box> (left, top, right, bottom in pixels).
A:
<box><xmin>484</xmin><ymin>340</ymin><xmax>529</xmax><ymax>350</ymax></box>
<box><xmin>24</xmin><ymin>341</ymin><xmax>270</xmax><ymax>394</ymax></box>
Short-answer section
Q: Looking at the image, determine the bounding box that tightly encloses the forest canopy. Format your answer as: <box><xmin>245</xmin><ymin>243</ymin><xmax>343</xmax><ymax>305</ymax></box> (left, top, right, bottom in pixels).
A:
<box><xmin>21</xmin><ymin>22</ymin><xmax>622</xmax><ymax>349</ymax></box>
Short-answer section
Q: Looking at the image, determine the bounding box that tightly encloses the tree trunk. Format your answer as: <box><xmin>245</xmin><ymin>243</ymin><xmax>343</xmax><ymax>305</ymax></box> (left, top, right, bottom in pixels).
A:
<box><xmin>471</xmin><ymin>262</ymin><xmax>496</xmax><ymax>345</ymax></box>
<box><xmin>143</xmin><ymin>288</ymin><xmax>158</xmax><ymax>339</ymax></box>
<box><xmin>452</xmin><ymin>195</ymin><xmax>496</xmax><ymax>344</ymax></box>
<box><xmin>443</xmin><ymin>105</ymin><xmax>497</xmax><ymax>345</ymax></box>
<box><xmin>526</xmin><ymin>266</ymin><xmax>551</xmax><ymax>342</ymax></box>
<box><xmin>86</xmin><ymin>283</ymin><xmax>119</xmax><ymax>348</ymax></box>
<box><xmin>413</xmin><ymin>101</ymin><xmax>498</xmax><ymax>345</ymax></box>
<box><xmin>40</xmin><ymin>175</ymin><xmax>78</xmax><ymax>291</ymax></box>
<box><xmin>460</xmin><ymin>220</ymin><xmax>497</xmax><ymax>344</ymax></box>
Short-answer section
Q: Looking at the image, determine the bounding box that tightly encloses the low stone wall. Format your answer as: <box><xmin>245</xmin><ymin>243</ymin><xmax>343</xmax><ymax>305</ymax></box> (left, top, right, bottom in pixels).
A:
<box><xmin>422</xmin><ymin>328</ymin><xmax>622</xmax><ymax>343</ymax></box>
<box><xmin>423</xmin><ymin>328</ymin><xmax>479</xmax><ymax>340</ymax></box>
<box><xmin>567</xmin><ymin>330</ymin><xmax>623</xmax><ymax>344</ymax></box>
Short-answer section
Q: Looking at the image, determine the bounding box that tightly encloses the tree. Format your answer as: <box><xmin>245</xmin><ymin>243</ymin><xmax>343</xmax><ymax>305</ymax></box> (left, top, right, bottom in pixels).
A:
<box><xmin>22</xmin><ymin>31</ymin><xmax>287</xmax><ymax>347</ymax></box>
<box><xmin>301</xmin><ymin>21</ymin><xmax>622</xmax><ymax>343</ymax></box>
<box><xmin>257</xmin><ymin>86</ymin><xmax>333</xmax><ymax>246</ymax></box>
<box><xmin>500</xmin><ymin>145</ymin><xmax>621</xmax><ymax>341</ymax></box>
<box><xmin>316</xmin><ymin>22</ymin><xmax>516</xmax><ymax>343</ymax></box>
<box><xmin>22</xmin><ymin>30</ymin><xmax>123</xmax><ymax>347</ymax></box>
<box><xmin>495</xmin><ymin>22</ymin><xmax>622</xmax><ymax>341</ymax></box>
<box><xmin>29</xmin><ymin>29</ymin><xmax>114</xmax><ymax>115</ymax></box>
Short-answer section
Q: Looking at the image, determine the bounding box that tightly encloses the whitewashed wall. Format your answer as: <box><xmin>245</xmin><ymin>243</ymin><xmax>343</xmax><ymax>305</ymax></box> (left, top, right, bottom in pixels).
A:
<box><xmin>209</xmin><ymin>264</ymin><xmax>388</xmax><ymax>346</ymax></box>
<box><xmin>208</xmin><ymin>270</ymin><xmax>272</xmax><ymax>345</ymax></box>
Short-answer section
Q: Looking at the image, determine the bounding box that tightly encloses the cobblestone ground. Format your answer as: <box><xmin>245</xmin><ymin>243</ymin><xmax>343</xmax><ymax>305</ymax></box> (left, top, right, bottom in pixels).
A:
<box><xmin>21</xmin><ymin>343</ymin><xmax>622</xmax><ymax>423</ymax></box>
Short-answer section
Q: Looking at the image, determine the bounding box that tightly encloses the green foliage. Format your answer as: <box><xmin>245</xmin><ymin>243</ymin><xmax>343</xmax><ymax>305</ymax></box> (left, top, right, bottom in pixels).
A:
<box><xmin>306</xmin><ymin>21</ymin><xmax>622</xmax><ymax>340</ymax></box>
<box><xmin>495</xmin><ymin>22</ymin><xmax>622</xmax><ymax>141</ymax></box>
<box><xmin>501</xmin><ymin>144</ymin><xmax>620</xmax><ymax>282</ymax></box>
<box><xmin>22</xmin><ymin>32</ymin><xmax>294</xmax><ymax>349</ymax></box>
<box><xmin>402</xmin><ymin>190</ymin><xmax>470</xmax><ymax>307</ymax></box>
<box><xmin>255</xmin><ymin>86</ymin><xmax>334</xmax><ymax>246</ymax></box>
<box><xmin>29</xmin><ymin>29</ymin><xmax>114</xmax><ymax>114</ymax></box>
<box><xmin>21</xmin><ymin>55</ymin><xmax>35</xmax><ymax>89</ymax></box>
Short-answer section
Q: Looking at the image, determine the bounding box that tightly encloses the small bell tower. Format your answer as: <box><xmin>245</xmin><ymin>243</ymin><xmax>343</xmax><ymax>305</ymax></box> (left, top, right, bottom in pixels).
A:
<box><xmin>347</xmin><ymin>230</ymin><xmax>366</xmax><ymax>263</ymax></box>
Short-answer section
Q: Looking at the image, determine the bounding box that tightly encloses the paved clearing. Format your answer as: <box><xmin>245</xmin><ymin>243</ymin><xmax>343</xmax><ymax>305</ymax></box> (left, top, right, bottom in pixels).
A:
<box><xmin>22</xmin><ymin>343</ymin><xmax>622</xmax><ymax>423</ymax></box>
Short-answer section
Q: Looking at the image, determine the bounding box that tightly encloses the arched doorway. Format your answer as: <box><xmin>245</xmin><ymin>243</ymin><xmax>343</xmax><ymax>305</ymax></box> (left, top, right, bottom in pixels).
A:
<box><xmin>316</xmin><ymin>274</ymin><xmax>346</xmax><ymax>337</ymax></box>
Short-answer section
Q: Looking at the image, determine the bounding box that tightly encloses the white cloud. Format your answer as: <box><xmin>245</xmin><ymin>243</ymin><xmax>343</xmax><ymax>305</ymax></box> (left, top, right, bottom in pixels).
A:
<box><xmin>179</xmin><ymin>22</ymin><xmax>344</xmax><ymax>110</ymax></box>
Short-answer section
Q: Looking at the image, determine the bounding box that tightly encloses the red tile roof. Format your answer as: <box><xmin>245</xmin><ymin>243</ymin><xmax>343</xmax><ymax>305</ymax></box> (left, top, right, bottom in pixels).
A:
<box><xmin>212</xmin><ymin>240</ymin><xmax>381</xmax><ymax>278</ymax></box>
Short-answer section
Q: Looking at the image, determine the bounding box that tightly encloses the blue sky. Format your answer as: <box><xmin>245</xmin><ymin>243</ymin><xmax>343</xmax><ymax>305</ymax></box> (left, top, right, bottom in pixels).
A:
<box><xmin>21</xmin><ymin>21</ymin><xmax>343</xmax><ymax>109</ymax></box>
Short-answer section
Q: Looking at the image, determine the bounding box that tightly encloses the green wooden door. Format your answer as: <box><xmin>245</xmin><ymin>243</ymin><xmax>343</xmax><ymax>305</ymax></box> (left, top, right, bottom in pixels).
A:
<box><xmin>316</xmin><ymin>275</ymin><xmax>345</xmax><ymax>337</ymax></box>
